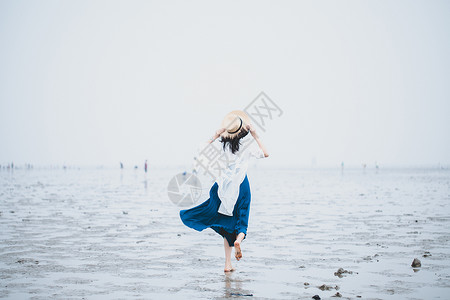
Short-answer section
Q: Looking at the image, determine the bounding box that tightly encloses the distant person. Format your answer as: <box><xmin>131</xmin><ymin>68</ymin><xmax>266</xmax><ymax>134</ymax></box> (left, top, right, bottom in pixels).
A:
<box><xmin>180</xmin><ymin>110</ymin><xmax>269</xmax><ymax>273</ymax></box>
<box><xmin>144</xmin><ymin>160</ymin><xmax>148</xmax><ymax>173</ymax></box>
<box><xmin>120</xmin><ymin>162</ymin><xmax>124</xmax><ymax>169</ymax></box>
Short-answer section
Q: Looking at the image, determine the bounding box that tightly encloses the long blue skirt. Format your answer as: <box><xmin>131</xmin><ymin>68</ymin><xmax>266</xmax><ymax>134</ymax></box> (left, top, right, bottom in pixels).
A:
<box><xmin>179</xmin><ymin>175</ymin><xmax>251</xmax><ymax>247</ymax></box>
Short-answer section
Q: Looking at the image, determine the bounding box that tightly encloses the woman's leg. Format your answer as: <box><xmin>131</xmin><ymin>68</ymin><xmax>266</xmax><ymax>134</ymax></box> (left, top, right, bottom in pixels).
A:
<box><xmin>224</xmin><ymin>238</ymin><xmax>234</xmax><ymax>272</ymax></box>
<box><xmin>234</xmin><ymin>232</ymin><xmax>245</xmax><ymax>260</ymax></box>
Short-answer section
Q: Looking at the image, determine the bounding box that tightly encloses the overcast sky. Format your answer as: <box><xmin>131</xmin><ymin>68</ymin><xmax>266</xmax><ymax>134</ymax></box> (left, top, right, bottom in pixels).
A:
<box><xmin>1</xmin><ymin>0</ymin><xmax>449</xmax><ymax>168</ymax></box>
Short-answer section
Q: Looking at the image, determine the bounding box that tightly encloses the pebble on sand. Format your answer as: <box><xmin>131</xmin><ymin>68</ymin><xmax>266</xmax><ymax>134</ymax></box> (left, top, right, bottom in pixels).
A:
<box><xmin>318</xmin><ymin>284</ymin><xmax>339</xmax><ymax>291</ymax></box>
<box><xmin>332</xmin><ymin>292</ymin><xmax>342</xmax><ymax>297</ymax></box>
<box><xmin>411</xmin><ymin>258</ymin><xmax>421</xmax><ymax>268</ymax></box>
<box><xmin>312</xmin><ymin>295</ymin><xmax>321</xmax><ymax>300</ymax></box>
<box><xmin>334</xmin><ymin>267</ymin><xmax>353</xmax><ymax>278</ymax></box>
<box><xmin>423</xmin><ymin>251</ymin><xmax>432</xmax><ymax>258</ymax></box>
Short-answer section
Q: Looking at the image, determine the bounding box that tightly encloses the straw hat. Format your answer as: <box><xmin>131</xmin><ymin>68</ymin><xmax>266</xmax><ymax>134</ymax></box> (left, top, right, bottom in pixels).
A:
<box><xmin>220</xmin><ymin>110</ymin><xmax>251</xmax><ymax>139</ymax></box>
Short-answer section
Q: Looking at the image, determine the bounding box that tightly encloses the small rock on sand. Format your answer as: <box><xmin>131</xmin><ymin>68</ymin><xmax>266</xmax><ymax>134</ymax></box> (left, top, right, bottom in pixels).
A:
<box><xmin>318</xmin><ymin>284</ymin><xmax>332</xmax><ymax>291</ymax></box>
<box><xmin>16</xmin><ymin>259</ymin><xmax>39</xmax><ymax>265</ymax></box>
<box><xmin>411</xmin><ymin>258</ymin><xmax>421</xmax><ymax>267</ymax></box>
<box><xmin>423</xmin><ymin>251</ymin><xmax>431</xmax><ymax>257</ymax></box>
<box><xmin>332</xmin><ymin>292</ymin><xmax>342</xmax><ymax>297</ymax></box>
<box><xmin>318</xmin><ymin>284</ymin><xmax>339</xmax><ymax>291</ymax></box>
<box><xmin>334</xmin><ymin>267</ymin><xmax>353</xmax><ymax>278</ymax></box>
<box><xmin>312</xmin><ymin>295</ymin><xmax>321</xmax><ymax>300</ymax></box>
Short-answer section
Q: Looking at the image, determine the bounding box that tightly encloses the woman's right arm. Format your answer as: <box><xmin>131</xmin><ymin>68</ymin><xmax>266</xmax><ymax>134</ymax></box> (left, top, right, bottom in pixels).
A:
<box><xmin>207</xmin><ymin>128</ymin><xmax>226</xmax><ymax>144</ymax></box>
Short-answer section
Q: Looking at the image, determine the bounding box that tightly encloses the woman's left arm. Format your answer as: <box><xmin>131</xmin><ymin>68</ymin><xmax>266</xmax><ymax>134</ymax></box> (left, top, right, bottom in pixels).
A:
<box><xmin>245</xmin><ymin>124</ymin><xmax>269</xmax><ymax>157</ymax></box>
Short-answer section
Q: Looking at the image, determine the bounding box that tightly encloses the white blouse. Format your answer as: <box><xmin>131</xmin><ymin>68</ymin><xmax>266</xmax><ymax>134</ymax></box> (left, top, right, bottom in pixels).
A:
<box><xmin>196</xmin><ymin>134</ymin><xmax>266</xmax><ymax>216</ymax></box>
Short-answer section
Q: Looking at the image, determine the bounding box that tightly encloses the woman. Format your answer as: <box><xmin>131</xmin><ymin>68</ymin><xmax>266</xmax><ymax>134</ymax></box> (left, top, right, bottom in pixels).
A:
<box><xmin>180</xmin><ymin>110</ymin><xmax>269</xmax><ymax>272</ymax></box>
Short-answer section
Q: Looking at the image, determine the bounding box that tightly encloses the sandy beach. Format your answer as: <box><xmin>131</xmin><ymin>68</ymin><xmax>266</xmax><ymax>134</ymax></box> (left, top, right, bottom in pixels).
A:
<box><xmin>0</xmin><ymin>166</ymin><xmax>449</xmax><ymax>299</ymax></box>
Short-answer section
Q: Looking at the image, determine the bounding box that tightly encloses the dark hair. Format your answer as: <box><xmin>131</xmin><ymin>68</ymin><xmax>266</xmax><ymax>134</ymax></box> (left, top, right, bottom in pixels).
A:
<box><xmin>220</xmin><ymin>129</ymin><xmax>249</xmax><ymax>154</ymax></box>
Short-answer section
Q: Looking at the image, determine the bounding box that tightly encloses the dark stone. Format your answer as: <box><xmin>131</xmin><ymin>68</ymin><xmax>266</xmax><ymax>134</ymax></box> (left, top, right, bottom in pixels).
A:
<box><xmin>312</xmin><ymin>295</ymin><xmax>321</xmax><ymax>300</ymax></box>
<box><xmin>411</xmin><ymin>258</ymin><xmax>421</xmax><ymax>268</ymax></box>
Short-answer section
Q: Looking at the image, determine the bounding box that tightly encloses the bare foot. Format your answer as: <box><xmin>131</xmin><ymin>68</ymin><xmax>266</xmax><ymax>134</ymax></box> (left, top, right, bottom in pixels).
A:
<box><xmin>234</xmin><ymin>241</ymin><xmax>242</xmax><ymax>261</ymax></box>
<box><xmin>224</xmin><ymin>267</ymin><xmax>235</xmax><ymax>273</ymax></box>
<box><xmin>224</xmin><ymin>262</ymin><xmax>235</xmax><ymax>272</ymax></box>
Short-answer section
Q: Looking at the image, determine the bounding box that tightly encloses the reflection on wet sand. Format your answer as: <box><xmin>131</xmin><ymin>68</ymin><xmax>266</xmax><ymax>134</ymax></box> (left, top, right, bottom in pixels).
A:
<box><xmin>222</xmin><ymin>273</ymin><xmax>253</xmax><ymax>298</ymax></box>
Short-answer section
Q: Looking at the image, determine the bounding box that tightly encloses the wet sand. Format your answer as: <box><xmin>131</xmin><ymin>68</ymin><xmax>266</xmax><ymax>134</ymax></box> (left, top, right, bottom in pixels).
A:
<box><xmin>1</xmin><ymin>167</ymin><xmax>449</xmax><ymax>299</ymax></box>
